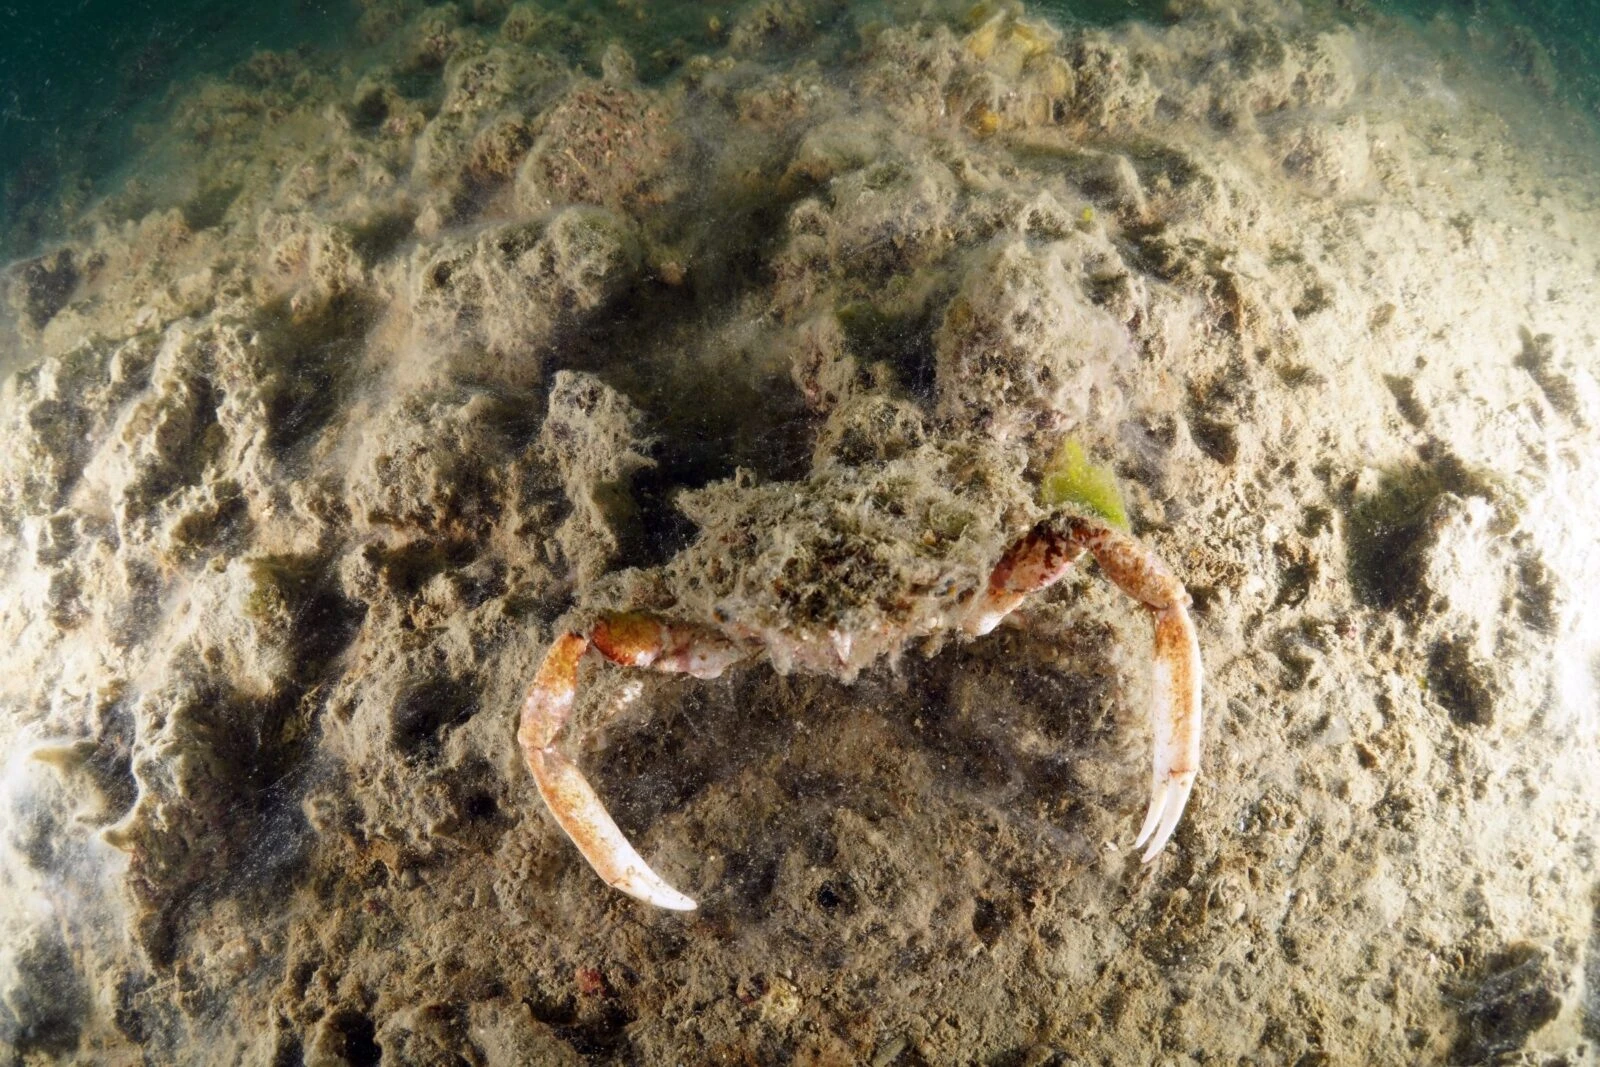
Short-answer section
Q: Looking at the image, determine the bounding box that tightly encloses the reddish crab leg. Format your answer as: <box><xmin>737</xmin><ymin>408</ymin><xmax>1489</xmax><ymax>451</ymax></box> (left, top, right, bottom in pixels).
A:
<box><xmin>518</xmin><ymin>614</ymin><xmax>746</xmax><ymax>910</ymax></box>
<box><xmin>968</xmin><ymin>514</ymin><xmax>1203</xmax><ymax>862</ymax></box>
<box><xmin>524</xmin><ymin>518</ymin><xmax>1198</xmax><ymax>910</ymax></box>
<box><xmin>965</xmin><ymin>524</ymin><xmax>1088</xmax><ymax>637</ymax></box>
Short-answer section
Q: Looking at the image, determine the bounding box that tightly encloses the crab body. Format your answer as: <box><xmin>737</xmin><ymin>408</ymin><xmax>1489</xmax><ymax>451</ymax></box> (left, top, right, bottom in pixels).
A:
<box><xmin>611</xmin><ymin>437</ymin><xmax>1040</xmax><ymax>679</ymax></box>
<box><xmin>518</xmin><ymin>434</ymin><xmax>1202</xmax><ymax>910</ymax></box>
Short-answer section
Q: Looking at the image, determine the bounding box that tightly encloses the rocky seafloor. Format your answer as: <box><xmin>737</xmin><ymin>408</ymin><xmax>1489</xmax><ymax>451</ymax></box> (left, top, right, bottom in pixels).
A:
<box><xmin>2</xmin><ymin>0</ymin><xmax>1598</xmax><ymax>1063</ymax></box>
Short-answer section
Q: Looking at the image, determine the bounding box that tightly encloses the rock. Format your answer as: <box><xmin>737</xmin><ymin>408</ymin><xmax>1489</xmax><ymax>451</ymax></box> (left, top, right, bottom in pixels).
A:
<box><xmin>1447</xmin><ymin>943</ymin><xmax>1565</xmax><ymax>1063</ymax></box>
<box><xmin>0</xmin><ymin>1</ymin><xmax>1596</xmax><ymax>1062</ymax></box>
<box><xmin>539</xmin><ymin>371</ymin><xmax>654</xmax><ymax>582</ymax></box>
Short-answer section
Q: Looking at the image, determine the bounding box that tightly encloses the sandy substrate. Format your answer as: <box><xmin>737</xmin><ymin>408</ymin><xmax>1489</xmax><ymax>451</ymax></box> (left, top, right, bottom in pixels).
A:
<box><xmin>1</xmin><ymin>0</ymin><xmax>1598</xmax><ymax>1062</ymax></box>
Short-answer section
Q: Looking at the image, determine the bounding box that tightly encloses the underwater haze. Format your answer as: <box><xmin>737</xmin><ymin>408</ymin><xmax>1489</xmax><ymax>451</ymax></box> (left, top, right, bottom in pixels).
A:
<box><xmin>4</xmin><ymin>0</ymin><xmax>1599</xmax><ymax>253</ymax></box>
<box><xmin>1</xmin><ymin>0</ymin><xmax>1599</xmax><ymax>1063</ymax></box>
<box><xmin>0</xmin><ymin>0</ymin><xmax>357</xmax><ymax>256</ymax></box>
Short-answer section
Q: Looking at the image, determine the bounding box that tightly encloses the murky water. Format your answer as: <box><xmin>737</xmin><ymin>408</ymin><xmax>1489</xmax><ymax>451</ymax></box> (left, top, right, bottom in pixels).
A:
<box><xmin>5</xmin><ymin>0</ymin><xmax>1594</xmax><ymax>256</ymax></box>
<box><xmin>1</xmin><ymin>1</ymin><xmax>1598</xmax><ymax>1063</ymax></box>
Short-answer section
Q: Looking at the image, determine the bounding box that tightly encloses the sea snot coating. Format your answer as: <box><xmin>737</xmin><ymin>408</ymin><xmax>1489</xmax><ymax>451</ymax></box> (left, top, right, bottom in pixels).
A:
<box><xmin>0</xmin><ymin>0</ymin><xmax>1597</xmax><ymax>1063</ymax></box>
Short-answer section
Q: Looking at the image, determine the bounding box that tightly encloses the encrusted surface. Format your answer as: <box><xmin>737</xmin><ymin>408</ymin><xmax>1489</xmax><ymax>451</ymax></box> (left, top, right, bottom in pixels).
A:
<box><xmin>1</xmin><ymin>0</ymin><xmax>1599</xmax><ymax>1062</ymax></box>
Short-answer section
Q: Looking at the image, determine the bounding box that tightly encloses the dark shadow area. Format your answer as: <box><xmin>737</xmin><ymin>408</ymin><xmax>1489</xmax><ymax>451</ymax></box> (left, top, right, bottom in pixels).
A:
<box><xmin>1445</xmin><ymin>942</ymin><xmax>1563</xmax><ymax>1064</ymax></box>
<box><xmin>323</xmin><ymin>1009</ymin><xmax>382</xmax><ymax>1067</ymax></box>
<box><xmin>0</xmin><ymin>929</ymin><xmax>89</xmax><ymax>1059</ymax></box>
<box><xmin>1343</xmin><ymin>452</ymin><xmax>1497</xmax><ymax>611</ymax></box>
<box><xmin>525</xmin><ymin>991</ymin><xmax>637</xmax><ymax>1060</ymax></box>
<box><xmin>250</xmin><ymin>294</ymin><xmax>379</xmax><ymax>460</ymax></box>
<box><xmin>392</xmin><ymin>676</ymin><xmax>480</xmax><ymax>762</ymax></box>
<box><xmin>1586</xmin><ymin>884</ymin><xmax>1600</xmax><ymax>1044</ymax></box>
<box><xmin>543</xmin><ymin>101</ymin><xmax>827</xmax><ymax>564</ymax></box>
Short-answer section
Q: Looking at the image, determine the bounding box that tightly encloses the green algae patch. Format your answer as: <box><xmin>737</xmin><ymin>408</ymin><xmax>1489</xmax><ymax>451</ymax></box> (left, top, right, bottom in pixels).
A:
<box><xmin>1040</xmin><ymin>439</ymin><xmax>1129</xmax><ymax>530</ymax></box>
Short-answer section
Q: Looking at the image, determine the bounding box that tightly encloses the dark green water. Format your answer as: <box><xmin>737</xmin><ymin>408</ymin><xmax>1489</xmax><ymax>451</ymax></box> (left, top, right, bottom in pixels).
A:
<box><xmin>0</xmin><ymin>0</ymin><xmax>355</xmax><ymax>254</ymax></box>
<box><xmin>1</xmin><ymin>0</ymin><xmax>1596</xmax><ymax>257</ymax></box>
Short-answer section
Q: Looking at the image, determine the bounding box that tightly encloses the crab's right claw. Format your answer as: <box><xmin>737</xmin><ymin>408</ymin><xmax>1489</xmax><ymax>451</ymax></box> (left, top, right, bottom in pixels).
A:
<box><xmin>1133</xmin><ymin>602</ymin><xmax>1202</xmax><ymax>863</ymax></box>
<box><xmin>527</xmin><ymin>746</ymin><xmax>699</xmax><ymax>911</ymax></box>
<box><xmin>519</xmin><ymin>633</ymin><xmax>698</xmax><ymax>911</ymax></box>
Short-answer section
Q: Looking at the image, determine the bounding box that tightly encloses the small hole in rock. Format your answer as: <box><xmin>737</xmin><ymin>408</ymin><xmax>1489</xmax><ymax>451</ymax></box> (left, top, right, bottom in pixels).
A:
<box><xmin>325</xmin><ymin>1010</ymin><xmax>381</xmax><ymax>1067</ymax></box>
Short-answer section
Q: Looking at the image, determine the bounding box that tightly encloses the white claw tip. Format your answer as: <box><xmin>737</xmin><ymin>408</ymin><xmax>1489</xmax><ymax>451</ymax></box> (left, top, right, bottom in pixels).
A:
<box><xmin>613</xmin><ymin>870</ymin><xmax>699</xmax><ymax>912</ymax></box>
<box><xmin>657</xmin><ymin>889</ymin><xmax>700</xmax><ymax>912</ymax></box>
<box><xmin>1134</xmin><ymin>772</ymin><xmax>1196</xmax><ymax>863</ymax></box>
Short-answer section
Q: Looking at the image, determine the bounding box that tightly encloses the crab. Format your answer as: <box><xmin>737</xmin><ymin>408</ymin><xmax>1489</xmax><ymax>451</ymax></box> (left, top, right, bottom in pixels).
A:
<box><xmin>517</xmin><ymin>428</ymin><xmax>1202</xmax><ymax>911</ymax></box>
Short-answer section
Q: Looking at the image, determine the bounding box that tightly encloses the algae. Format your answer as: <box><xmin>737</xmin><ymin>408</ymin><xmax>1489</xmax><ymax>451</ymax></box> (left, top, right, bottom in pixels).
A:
<box><xmin>1039</xmin><ymin>437</ymin><xmax>1129</xmax><ymax>529</ymax></box>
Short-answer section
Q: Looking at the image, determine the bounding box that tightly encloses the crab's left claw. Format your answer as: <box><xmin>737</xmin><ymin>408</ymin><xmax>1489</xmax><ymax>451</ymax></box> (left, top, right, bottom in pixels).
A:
<box><xmin>972</xmin><ymin>514</ymin><xmax>1205</xmax><ymax>860</ymax></box>
<box><xmin>1067</xmin><ymin>518</ymin><xmax>1203</xmax><ymax>862</ymax></box>
<box><xmin>1132</xmin><ymin>600</ymin><xmax>1202</xmax><ymax>862</ymax></box>
<box><xmin>1068</xmin><ymin>521</ymin><xmax>1203</xmax><ymax>863</ymax></box>
<box><xmin>518</xmin><ymin>632</ymin><xmax>699</xmax><ymax>911</ymax></box>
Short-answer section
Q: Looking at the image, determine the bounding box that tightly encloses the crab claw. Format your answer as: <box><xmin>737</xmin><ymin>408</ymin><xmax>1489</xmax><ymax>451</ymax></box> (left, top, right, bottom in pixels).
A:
<box><xmin>973</xmin><ymin>514</ymin><xmax>1205</xmax><ymax>860</ymax></box>
<box><xmin>1133</xmin><ymin>602</ymin><xmax>1202</xmax><ymax>862</ymax></box>
<box><xmin>1047</xmin><ymin>516</ymin><xmax>1202</xmax><ymax>862</ymax></box>
<box><xmin>529</xmin><ymin>744</ymin><xmax>699</xmax><ymax>911</ymax></box>
<box><xmin>518</xmin><ymin>632</ymin><xmax>699</xmax><ymax>911</ymax></box>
